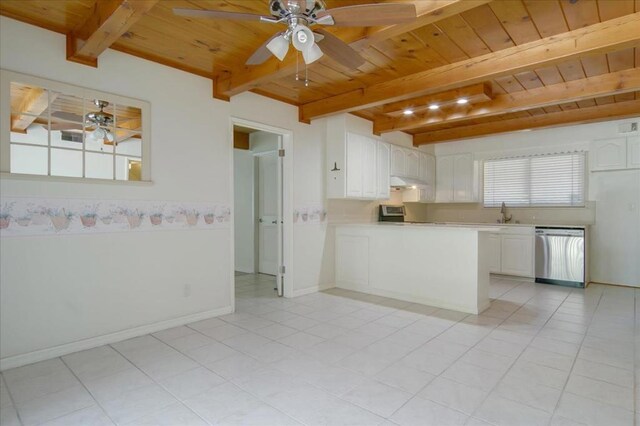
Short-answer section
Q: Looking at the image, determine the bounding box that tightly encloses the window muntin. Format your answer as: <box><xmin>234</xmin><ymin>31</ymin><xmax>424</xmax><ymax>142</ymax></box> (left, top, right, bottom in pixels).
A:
<box><xmin>2</xmin><ymin>71</ymin><xmax>149</xmax><ymax>182</ymax></box>
<box><xmin>483</xmin><ymin>152</ymin><xmax>585</xmax><ymax>208</ymax></box>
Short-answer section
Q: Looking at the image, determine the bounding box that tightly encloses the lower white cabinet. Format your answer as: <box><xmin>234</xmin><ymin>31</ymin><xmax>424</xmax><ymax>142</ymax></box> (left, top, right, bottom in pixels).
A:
<box><xmin>500</xmin><ymin>235</ymin><xmax>534</xmax><ymax>277</ymax></box>
<box><xmin>487</xmin><ymin>233</ymin><xmax>501</xmax><ymax>273</ymax></box>
<box><xmin>487</xmin><ymin>228</ymin><xmax>535</xmax><ymax>278</ymax></box>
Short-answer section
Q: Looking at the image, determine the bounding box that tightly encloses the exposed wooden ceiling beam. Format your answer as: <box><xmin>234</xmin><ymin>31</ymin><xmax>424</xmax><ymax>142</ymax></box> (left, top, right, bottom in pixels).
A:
<box><xmin>300</xmin><ymin>12</ymin><xmax>640</xmax><ymax>122</ymax></box>
<box><xmin>380</xmin><ymin>83</ymin><xmax>493</xmax><ymax>117</ymax></box>
<box><xmin>376</xmin><ymin>68</ymin><xmax>640</xmax><ymax>133</ymax></box>
<box><xmin>11</xmin><ymin>88</ymin><xmax>55</xmax><ymax>132</ymax></box>
<box><xmin>67</xmin><ymin>0</ymin><xmax>158</xmax><ymax>67</ymax></box>
<box><xmin>213</xmin><ymin>0</ymin><xmax>492</xmax><ymax>100</ymax></box>
<box><xmin>413</xmin><ymin>99</ymin><xmax>640</xmax><ymax>145</ymax></box>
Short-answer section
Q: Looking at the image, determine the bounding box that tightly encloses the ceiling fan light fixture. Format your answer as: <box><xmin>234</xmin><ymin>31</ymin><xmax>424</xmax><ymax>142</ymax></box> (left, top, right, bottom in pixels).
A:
<box><xmin>292</xmin><ymin>24</ymin><xmax>315</xmax><ymax>52</ymax></box>
<box><xmin>266</xmin><ymin>34</ymin><xmax>290</xmax><ymax>61</ymax></box>
<box><xmin>91</xmin><ymin>127</ymin><xmax>106</xmax><ymax>140</ymax></box>
<box><xmin>302</xmin><ymin>42</ymin><xmax>323</xmax><ymax>64</ymax></box>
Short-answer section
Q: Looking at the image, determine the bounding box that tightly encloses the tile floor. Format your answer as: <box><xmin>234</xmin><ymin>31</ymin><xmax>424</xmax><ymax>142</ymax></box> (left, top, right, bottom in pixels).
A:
<box><xmin>0</xmin><ymin>273</ymin><xmax>637</xmax><ymax>425</ymax></box>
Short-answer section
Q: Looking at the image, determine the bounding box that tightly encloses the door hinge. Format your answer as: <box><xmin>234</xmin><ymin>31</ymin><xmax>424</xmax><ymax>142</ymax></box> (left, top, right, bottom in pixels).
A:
<box><xmin>280</xmin><ymin>265</ymin><xmax>286</xmax><ymax>274</ymax></box>
<box><xmin>278</xmin><ymin>149</ymin><xmax>285</xmax><ymax>157</ymax></box>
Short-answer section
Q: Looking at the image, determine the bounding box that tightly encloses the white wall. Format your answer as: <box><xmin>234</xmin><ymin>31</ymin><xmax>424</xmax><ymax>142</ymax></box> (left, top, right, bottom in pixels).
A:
<box><xmin>233</xmin><ymin>149</ymin><xmax>254</xmax><ymax>273</ymax></box>
<box><xmin>0</xmin><ymin>17</ymin><xmax>337</xmax><ymax>367</ymax></box>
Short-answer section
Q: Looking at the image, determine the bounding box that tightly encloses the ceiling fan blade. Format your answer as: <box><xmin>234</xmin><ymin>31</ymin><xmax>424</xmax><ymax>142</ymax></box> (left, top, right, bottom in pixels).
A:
<box><xmin>173</xmin><ymin>8</ymin><xmax>269</xmax><ymax>22</ymax></box>
<box><xmin>319</xmin><ymin>3</ymin><xmax>417</xmax><ymax>27</ymax></box>
<box><xmin>315</xmin><ymin>29</ymin><xmax>366</xmax><ymax>69</ymax></box>
<box><xmin>246</xmin><ymin>33</ymin><xmax>281</xmax><ymax>65</ymax></box>
<box><xmin>51</xmin><ymin>111</ymin><xmax>84</xmax><ymax>122</ymax></box>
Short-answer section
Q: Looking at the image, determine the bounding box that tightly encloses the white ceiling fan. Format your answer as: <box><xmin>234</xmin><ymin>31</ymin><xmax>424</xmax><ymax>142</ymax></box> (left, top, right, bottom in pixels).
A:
<box><xmin>173</xmin><ymin>0</ymin><xmax>417</xmax><ymax>69</ymax></box>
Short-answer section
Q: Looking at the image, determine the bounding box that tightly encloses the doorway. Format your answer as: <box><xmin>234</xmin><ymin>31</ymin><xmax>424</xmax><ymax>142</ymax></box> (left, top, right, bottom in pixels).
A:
<box><xmin>230</xmin><ymin>118</ymin><xmax>293</xmax><ymax>305</ymax></box>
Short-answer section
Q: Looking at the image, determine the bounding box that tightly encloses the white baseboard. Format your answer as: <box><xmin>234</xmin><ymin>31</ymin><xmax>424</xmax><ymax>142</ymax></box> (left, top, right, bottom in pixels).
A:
<box><xmin>0</xmin><ymin>305</ymin><xmax>233</xmax><ymax>371</ymax></box>
<box><xmin>292</xmin><ymin>283</ymin><xmax>335</xmax><ymax>298</ymax></box>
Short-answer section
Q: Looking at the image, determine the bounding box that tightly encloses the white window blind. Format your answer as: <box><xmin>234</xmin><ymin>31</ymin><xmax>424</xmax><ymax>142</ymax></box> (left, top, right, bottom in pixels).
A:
<box><xmin>483</xmin><ymin>152</ymin><xmax>585</xmax><ymax>207</ymax></box>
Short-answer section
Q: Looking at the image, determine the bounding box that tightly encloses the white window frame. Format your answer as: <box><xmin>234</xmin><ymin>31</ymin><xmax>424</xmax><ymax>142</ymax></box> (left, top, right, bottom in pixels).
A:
<box><xmin>0</xmin><ymin>69</ymin><xmax>151</xmax><ymax>183</ymax></box>
<box><xmin>483</xmin><ymin>152</ymin><xmax>587</xmax><ymax>208</ymax></box>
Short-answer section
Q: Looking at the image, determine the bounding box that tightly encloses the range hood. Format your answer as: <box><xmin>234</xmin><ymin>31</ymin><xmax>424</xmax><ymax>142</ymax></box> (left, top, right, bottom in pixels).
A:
<box><xmin>390</xmin><ymin>175</ymin><xmax>427</xmax><ymax>188</ymax></box>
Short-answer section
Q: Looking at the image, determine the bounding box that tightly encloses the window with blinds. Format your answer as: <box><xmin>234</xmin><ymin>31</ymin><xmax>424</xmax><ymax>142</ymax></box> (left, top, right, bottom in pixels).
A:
<box><xmin>483</xmin><ymin>152</ymin><xmax>586</xmax><ymax>207</ymax></box>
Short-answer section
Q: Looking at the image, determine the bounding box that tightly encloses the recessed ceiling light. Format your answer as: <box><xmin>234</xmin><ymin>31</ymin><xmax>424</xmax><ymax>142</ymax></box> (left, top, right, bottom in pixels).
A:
<box><xmin>428</xmin><ymin>104</ymin><xmax>439</xmax><ymax>110</ymax></box>
<box><xmin>456</xmin><ymin>98</ymin><xmax>468</xmax><ymax>105</ymax></box>
<box><xmin>403</xmin><ymin>109</ymin><xmax>414</xmax><ymax>115</ymax></box>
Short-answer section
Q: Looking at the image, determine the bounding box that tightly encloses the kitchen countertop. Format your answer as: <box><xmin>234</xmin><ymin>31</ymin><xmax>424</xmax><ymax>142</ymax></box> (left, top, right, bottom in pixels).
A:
<box><xmin>405</xmin><ymin>222</ymin><xmax>589</xmax><ymax>228</ymax></box>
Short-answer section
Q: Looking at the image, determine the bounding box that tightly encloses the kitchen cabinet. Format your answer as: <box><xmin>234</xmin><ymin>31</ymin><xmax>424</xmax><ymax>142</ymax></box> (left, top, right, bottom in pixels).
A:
<box><xmin>326</xmin><ymin>115</ymin><xmax>389</xmax><ymax>200</ymax></box>
<box><xmin>590</xmin><ymin>137</ymin><xmax>630</xmax><ymax>171</ymax></box>
<box><xmin>485</xmin><ymin>227</ymin><xmax>535</xmax><ymax>278</ymax></box>
<box><xmin>376</xmin><ymin>141</ymin><xmax>390</xmax><ymax>199</ymax></box>
<box><xmin>500</xmin><ymin>234</ymin><xmax>534</xmax><ymax>277</ymax></box>
<box><xmin>405</xmin><ymin>149</ymin><xmax>419</xmax><ymax>179</ymax></box>
<box><xmin>391</xmin><ymin>145</ymin><xmax>405</xmax><ymax>176</ymax></box>
<box><xmin>487</xmin><ymin>233</ymin><xmax>501</xmax><ymax>273</ymax></box>
<box><xmin>436</xmin><ymin>154</ymin><xmax>476</xmax><ymax>203</ymax></box>
<box><xmin>627</xmin><ymin>136</ymin><xmax>640</xmax><ymax>169</ymax></box>
<box><xmin>345</xmin><ymin>133</ymin><xmax>364</xmax><ymax>197</ymax></box>
<box><xmin>436</xmin><ymin>155</ymin><xmax>454</xmax><ymax>202</ymax></box>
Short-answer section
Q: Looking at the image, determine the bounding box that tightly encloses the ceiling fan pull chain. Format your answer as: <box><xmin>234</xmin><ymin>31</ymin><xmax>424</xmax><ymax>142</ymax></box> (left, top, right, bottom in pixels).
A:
<box><xmin>295</xmin><ymin>51</ymin><xmax>299</xmax><ymax>81</ymax></box>
<box><xmin>305</xmin><ymin>62</ymin><xmax>309</xmax><ymax>87</ymax></box>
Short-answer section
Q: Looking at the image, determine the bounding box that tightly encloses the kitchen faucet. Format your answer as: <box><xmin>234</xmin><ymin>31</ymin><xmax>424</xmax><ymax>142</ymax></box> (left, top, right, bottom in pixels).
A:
<box><xmin>499</xmin><ymin>202</ymin><xmax>512</xmax><ymax>223</ymax></box>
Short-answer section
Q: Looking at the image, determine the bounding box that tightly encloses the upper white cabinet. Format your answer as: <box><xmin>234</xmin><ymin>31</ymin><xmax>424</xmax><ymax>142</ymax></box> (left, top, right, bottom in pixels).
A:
<box><xmin>326</xmin><ymin>115</ymin><xmax>390</xmax><ymax>200</ymax></box>
<box><xmin>590</xmin><ymin>136</ymin><xmax>640</xmax><ymax>171</ymax></box>
<box><xmin>590</xmin><ymin>137</ymin><xmax>627</xmax><ymax>171</ymax></box>
<box><xmin>436</xmin><ymin>155</ymin><xmax>454</xmax><ymax>202</ymax></box>
<box><xmin>345</xmin><ymin>133</ymin><xmax>364</xmax><ymax>198</ymax></box>
<box><xmin>436</xmin><ymin>153</ymin><xmax>477</xmax><ymax>203</ymax></box>
<box><xmin>453</xmin><ymin>154</ymin><xmax>474</xmax><ymax>202</ymax></box>
<box><xmin>390</xmin><ymin>145</ymin><xmax>406</xmax><ymax>176</ymax></box>
<box><xmin>405</xmin><ymin>149</ymin><xmax>419</xmax><ymax>179</ymax></box>
<box><xmin>376</xmin><ymin>141</ymin><xmax>391</xmax><ymax>199</ymax></box>
<box><xmin>628</xmin><ymin>136</ymin><xmax>640</xmax><ymax>169</ymax></box>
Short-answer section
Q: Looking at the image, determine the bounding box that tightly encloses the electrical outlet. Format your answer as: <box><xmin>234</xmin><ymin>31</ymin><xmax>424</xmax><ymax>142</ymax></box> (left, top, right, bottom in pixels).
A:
<box><xmin>183</xmin><ymin>284</ymin><xmax>191</xmax><ymax>298</ymax></box>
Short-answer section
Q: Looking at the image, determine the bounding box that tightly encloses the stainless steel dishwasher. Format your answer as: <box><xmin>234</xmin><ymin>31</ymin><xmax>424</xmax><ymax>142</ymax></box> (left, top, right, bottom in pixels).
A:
<box><xmin>535</xmin><ymin>227</ymin><xmax>585</xmax><ymax>288</ymax></box>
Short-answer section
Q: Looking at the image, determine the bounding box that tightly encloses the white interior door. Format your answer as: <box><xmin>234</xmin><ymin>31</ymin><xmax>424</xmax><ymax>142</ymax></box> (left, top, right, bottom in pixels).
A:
<box><xmin>258</xmin><ymin>151</ymin><xmax>279</xmax><ymax>276</ymax></box>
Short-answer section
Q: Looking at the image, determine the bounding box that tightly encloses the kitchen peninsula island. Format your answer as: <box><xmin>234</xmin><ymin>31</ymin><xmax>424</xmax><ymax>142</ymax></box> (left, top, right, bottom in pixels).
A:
<box><xmin>335</xmin><ymin>223</ymin><xmax>498</xmax><ymax>314</ymax></box>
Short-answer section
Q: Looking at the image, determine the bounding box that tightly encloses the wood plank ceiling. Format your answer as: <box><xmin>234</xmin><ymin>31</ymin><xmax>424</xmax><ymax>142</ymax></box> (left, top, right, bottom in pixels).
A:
<box><xmin>2</xmin><ymin>0</ymin><xmax>639</xmax><ymax>145</ymax></box>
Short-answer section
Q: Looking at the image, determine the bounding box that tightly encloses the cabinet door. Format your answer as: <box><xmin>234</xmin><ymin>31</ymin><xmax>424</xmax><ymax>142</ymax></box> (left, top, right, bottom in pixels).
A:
<box><xmin>627</xmin><ymin>136</ymin><xmax>640</xmax><ymax>169</ymax></box>
<box><xmin>426</xmin><ymin>155</ymin><xmax>436</xmax><ymax>186</ymax></box>
<box><xmin>418</xmin><ymin>152</ymin><xmax>429</xmax><ymax>183</ymax></box>
<box><xmin>391</xmin><ymin>146</ymin><xmax>405</xmax><ymax>176</ymax></box>
<box><xmin>346</xmin><ymin>133</ymin><xmax>363</xmax><ymax>197</ymax></box>
<box><xmin>487</xmin><ymin>234</ymin><xmax>501</xmax><ymax>273</ymax></box>
<box><xmin>500</xmin><ymin>235</ymin><xmax>534</xmax><ymax>277</ymax></box>
<box><xmin>453</xmin><ymin>153</ymin><xmax>474</xmax><ymax>202</ymax></box>
<box><xmin>590</xmin><ymin>138</ymin><xmax>627</xmax><ymax>171</ymax></box>
<box><xmin>377</xmin><ymin>141</ymin><xmax>391</xmax><ymax>199</ymax></box>
<box><xmin>436</xmin><ymin>156</ymin><xmax>454</xmax><ymax>202</ymax></box>
<box><xmin>405</xmin><ymin>150</ymin><xmax>419</xmax><ymax>178</ymax></box>
<box><xmin>362</xmin><ymin>137</ymin><xmax>377</xmax><ymax>199</ymax></box>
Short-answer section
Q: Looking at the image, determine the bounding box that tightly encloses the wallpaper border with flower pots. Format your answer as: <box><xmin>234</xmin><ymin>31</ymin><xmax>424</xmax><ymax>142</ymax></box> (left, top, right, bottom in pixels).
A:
<box><xmin>293</xmin><ymin>204</ymin><xmax>327</xmax><ymax>225</ymax></box>
<box><xmin>0</xmin><ymin>197</ymin><xmax>231</xmax><ymax>237</ymax></box>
